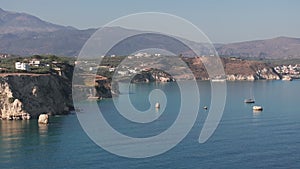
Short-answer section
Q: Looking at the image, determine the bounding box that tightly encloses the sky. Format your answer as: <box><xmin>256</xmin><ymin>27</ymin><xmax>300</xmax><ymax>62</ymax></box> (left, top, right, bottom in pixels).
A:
<box><xmin>0</xmin><ymin>0</ymin><xmax>299</xmax><ymax>43</ymax></box>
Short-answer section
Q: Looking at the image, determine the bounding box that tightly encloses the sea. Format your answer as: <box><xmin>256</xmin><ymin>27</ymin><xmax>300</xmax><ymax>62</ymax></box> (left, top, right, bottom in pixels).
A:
<box><xmin>1</xmin><ymin>80</ymin><xmax>300</xmax><ymax>169</ymax></box>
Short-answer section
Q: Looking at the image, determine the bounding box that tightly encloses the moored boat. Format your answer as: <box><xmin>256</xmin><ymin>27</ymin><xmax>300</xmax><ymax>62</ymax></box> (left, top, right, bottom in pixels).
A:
<box><xmin>244</xmin><ymin>98</ymin><xmax>255</xmax><ymax>103</ymax></box>
<box><xmin>252</xmin><ymin>105</ymin><xmax>263</xmax><ymax>111</ymax></box>
<box><xmin>155</xmin><ymin>102</ymin><xmax>160</xmax><ymax>109</ymax></box>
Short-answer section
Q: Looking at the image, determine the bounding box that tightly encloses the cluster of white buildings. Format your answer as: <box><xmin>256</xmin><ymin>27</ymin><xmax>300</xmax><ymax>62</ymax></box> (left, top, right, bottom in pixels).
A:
<box><xmin>124</xmin><ymin>52</ymin><xmax>162</xmax><ymax>59</ymax></box>
<box><xmin>15</xmin><ymin>62</ymin><xmax>29</xmax><ymax>71</ymax></box>
<box><xmin>117</xmin><ymin>67</ymin><xmax>139</xmax><ymax>76</ymax></box>
<box><xmin>75</xmin><ymin>53</ymin><xmax>167</xmax><ymax>77</ymax></box>
<box><xmin>274</xmin><ymin>64</ymin><xmax>300</xmax><ymax>75</ymax></box>
<box><xmin>0</xmin><ymin>53</ymin><xmax>10</xmax><ymax>58</ymax></box>
<box><xmin>14</xmin><ymin>59</ymin><xmax>46</xmax><ymax>71</ymax></box>
<box><xmin>29</xmin><ymin>60</ymin><xmax>41</xmax><ymax>66</ymax></box>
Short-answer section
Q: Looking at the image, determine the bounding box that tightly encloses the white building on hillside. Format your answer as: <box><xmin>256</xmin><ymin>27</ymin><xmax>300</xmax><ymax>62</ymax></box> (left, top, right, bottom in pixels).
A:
<box><xmin>109</xmin><ymin>67</ymin><xmax>116</xmax><ymax>72</ymax></box>
<box><xmin>29</xmin><ymin>60</ymin><xmax>41</xmax><ymax>66</ymax></box>
<box><xmin>15</xmin><ymin>62</ymin><xmax>29</xmax><ymax>71</ymax></box>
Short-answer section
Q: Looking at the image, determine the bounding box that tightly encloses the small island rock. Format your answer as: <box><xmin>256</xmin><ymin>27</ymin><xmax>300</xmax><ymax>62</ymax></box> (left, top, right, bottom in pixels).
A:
<box><xmin>38</xmin><ymin>114</ymin><xmax>49</xmax><ymax>124</ymax></box>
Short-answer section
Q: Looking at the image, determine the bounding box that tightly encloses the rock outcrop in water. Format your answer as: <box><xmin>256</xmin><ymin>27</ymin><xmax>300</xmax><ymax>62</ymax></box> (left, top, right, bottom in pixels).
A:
<box><xmin>0</xmin><ymin>74</ymin><xmax>73</xmax><ymax>120</ymax></box>
<box><xmin>38</xmin><ymin>114</ymin><xmax>49</xmax><ymax>124</ymax></box>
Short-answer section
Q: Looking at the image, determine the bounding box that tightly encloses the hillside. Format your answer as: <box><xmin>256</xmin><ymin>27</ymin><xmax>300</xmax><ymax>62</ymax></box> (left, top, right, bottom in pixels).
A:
<box><xmin>183</xmin><ymin>57</ymin><xmax>280</xmax><ymax>80</ymax></box>
<box><xmin>216</xmin><ymin>37</ymin><xmax>300</xmax><ymax>59</ymax></box>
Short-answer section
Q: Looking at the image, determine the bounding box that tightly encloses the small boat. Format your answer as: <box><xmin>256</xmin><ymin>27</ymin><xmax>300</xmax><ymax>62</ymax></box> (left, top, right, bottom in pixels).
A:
<box><xmin>245</xmin><ymin>87</ymin><xmax>255</xmax><ymax>103</ymax></box>
<box><xmin>203</xmin><ymin>106</ymin><xmax>208</xmax><ymax>110</ymax></box>
<box><xmin>244</xmin><ymin>98</ymin><xmax>255</xmax><ymax>103</ymax></box>
<box><xmin>253</xmin><ymin>106</ymin><xmax>263</xmax><ymax>111</ymax></box>
<box><xmin>155</xmin><ymin>102</ymin><xmax>160</xmax><ymax>109</ymax></box>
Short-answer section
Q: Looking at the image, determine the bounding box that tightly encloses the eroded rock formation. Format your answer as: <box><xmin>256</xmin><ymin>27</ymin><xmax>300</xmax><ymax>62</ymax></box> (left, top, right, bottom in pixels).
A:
<box><xmin>0</xmin><ymin>74</ymin><xmax>73</xmax><ymax>120</ymax></box>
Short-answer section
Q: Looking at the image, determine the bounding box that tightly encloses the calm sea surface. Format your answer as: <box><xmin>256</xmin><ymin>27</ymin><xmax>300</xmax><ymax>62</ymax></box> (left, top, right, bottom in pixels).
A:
<box><xmin>1</xmin><ymin>80</ymin><xmax>300</xmax><ymax>169</ymax></box>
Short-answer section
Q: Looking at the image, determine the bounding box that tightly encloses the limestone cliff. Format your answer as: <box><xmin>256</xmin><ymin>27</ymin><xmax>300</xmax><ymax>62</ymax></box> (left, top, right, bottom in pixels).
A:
<box><xmin>224</xmin><ymin>60</ymin><xmax>280</xmax><ymax>80</ymax></box>
<box><xmin>0</xmin><ymin>74</ymin><xmax>73</xmax><ymax>120</ymax></box>
<box><xmin>95</xmin><ymin>79</ymin><xmax>119</xmax><ymax>98</ymax></box>
<box><xmin>225</xmin><ymin>67</ymin><xmax>280</xmax><ymax>81</ymax></box>
<box><xmin>183</xmin><ymin>57</ymin><xmax>280</xmax><ymax>81</ymax></box>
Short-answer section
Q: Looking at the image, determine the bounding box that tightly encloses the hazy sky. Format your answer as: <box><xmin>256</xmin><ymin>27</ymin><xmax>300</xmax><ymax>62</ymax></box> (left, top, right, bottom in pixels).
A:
<box><xmin>1</xmin><ymin>0</ymin><xmax>299</xmax><ymax>43</ymax></box>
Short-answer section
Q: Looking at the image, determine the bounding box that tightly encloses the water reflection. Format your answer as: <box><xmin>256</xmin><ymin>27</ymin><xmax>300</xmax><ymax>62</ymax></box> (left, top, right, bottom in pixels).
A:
<box><xmin>38</xmin><ymin>123</ymin><xmax>48</xmax><ymax>133</ymax></box>
<box><xmin>38</xmin><ymin>123</ymin><xmax>48</xmax><ymax>137</ymax></box>
<box><xmin>252</xmin><ymin>110</ymin><xmax>262</xmax><ymax>126</ymax></box>
<box><xmin>252</xmin><ymin>110</ymin><xmax>262</xmax><ymax>117</ymax></box>
<box><xmin>0</xmin><ymin>120</ymin><xmax>31</xmax><ymax>147</ymax></box>
<box><xmin>0</xmin><ymin>120</ymin><xmax>33</xmax><ymax>164</ymax></box>
<box><xmin>0</xmin><ymin>119</ymin><xmax>59</xmax><ymax>168</ymax></box>
<box><xmin>0</xmin><ymin>120</ymin><xmax>50</xmax><ymax>162</ymax></box>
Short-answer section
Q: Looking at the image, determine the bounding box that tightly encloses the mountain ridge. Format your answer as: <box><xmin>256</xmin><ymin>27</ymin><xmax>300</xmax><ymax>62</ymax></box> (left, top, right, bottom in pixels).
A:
<box><xmin>0</xmin><ymin>8</ymin><xmax>300</xmax><ymax>59</ymax></box>
<box><xmin>0</xmin><ymin>8</ymin><xmax>76</xmax><ymax>34</ymax></box>
<box><xmin>216</xmin><ymin>36</ymin><xmax>300</xmax><ymax>59</ymax></box>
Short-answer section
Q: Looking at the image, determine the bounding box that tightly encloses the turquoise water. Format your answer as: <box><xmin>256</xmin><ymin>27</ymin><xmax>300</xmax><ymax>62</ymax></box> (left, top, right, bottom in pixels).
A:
<box><xmin>1</xmin><ymin>80</ymin><xmax>300</xmax><ymax>169</ymax></box>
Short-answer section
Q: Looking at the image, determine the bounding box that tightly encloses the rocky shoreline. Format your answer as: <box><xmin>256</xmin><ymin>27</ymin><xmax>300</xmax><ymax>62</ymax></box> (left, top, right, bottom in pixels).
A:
<box><xmin>0</xmin><ymin>74</ymin><xmax>73</xmax><ymax>120</ymax></box>
<box><xmin>0</xmin><ymin>57</ymin><xmax>293</xmax><ymax>121</ymax></box>
<box><xmin>183</xmin><ymin>57</ymin><xmax>281</xmax><ymax>81</ymax></box>
<box><xmin>0</xmin><ymin>73</ymin><xmax>118</xmax><ymax>120</ymax></box>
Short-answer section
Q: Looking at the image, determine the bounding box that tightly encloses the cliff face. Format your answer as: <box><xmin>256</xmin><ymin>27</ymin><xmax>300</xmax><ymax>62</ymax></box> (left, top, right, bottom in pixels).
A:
<box><xmin>184</xmin><ymin>57</ymin><xmax>280</xmax><ymax>80</ymax></box>
<box><xmin>223</xmin><ymin>59</ymin><xmax>280</xmax><ymax>80</ymax></box>
<box><xmin>130</xmin><ymin>71</ymin><xmax>175</xmax><ymax>83</ymax></box>
<box><xmin>0</xmin><ymin>74</ymin><xmax>73</xmax><ymax>120</ymax></box>
<box><xmin>95</xmin><ymin>79</ymin><xmax>119</xmax><ymax>98</ymax></box>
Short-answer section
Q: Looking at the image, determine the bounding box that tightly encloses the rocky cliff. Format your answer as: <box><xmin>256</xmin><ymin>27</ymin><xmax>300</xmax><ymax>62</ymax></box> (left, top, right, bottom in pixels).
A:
<box><xmin>222</xmin><ymin>58</ymin><xmax>280</xmax><ymax>80</ymax></box>
<box><xmin>184</xmin><ymin>57</ymin><xmax>280</xmax><ymax>80</ymax></box>
<box><xmin>130</xmin><ymin>70</ymin><xmax>175</xmax><ymax>83</ymax></box>
<box><xmin>0</xmin><ymin>74</ymin><xmax>73</xmax><ymax>120</ymax></box>
<box><xmin>95</xmin><ymin>79</ymin><xmax>119</xmax><ymax>98</ymax></box>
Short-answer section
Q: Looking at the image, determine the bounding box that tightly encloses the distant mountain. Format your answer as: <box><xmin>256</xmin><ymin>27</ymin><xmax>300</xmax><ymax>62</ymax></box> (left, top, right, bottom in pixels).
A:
<box><xmin>0</xmin><ymin>8</ymin><xmax>92</xmax><ymax>56</ymax></box>
<box><xmin>216</xmin><ymin>37</ymin><xmax>300</xmax><ymax>59</ymax></box>
<box><xmin>0</xmin><ymin>8</ymin><xmax>300</xmax><ymax>59</ymax></box>
<box><xmin>0</xmin><ymin>8</ymin><xmax>75</xmax><ymax>34</ymax></box>
<box><xmin>0</xmin><ymin>8</ymin><xmax>212</xmax><ymax>57</ymax></box>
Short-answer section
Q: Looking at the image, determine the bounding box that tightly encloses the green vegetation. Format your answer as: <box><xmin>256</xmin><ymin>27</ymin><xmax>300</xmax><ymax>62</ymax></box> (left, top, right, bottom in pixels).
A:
<box><xmin>8</xmin><ymin>97</ymin><xmax>15</xmax><ymax>103</ymax></box>
<box><xmin>94</xmin><ymin>56</ymin><xmax>125</xmax><ymax>79</ymax></box>
<box><xmin>30</xmin><ymin>67</ymin><xmax>51</xmax><ymax>74</ymax></box>
<box><xmin>31</xmin><ymin>55</ymin><xmax>75</xmax><ymax>64</ymax></box>
<box><xmin>100</xmin><ymin>56</ymin><xmax>125</xmax><ymax>67</ymax></box>
<box><xmin>218</xmin><ymin>55</ymin><xmax>300</xmax><ymax>66</ymax></box>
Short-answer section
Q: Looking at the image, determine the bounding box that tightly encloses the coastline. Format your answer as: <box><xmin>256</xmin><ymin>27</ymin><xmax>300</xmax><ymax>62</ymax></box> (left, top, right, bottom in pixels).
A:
<box><xmin>0</xmin><ymin>55</ymin><xmax>296</xmax><ymax>121</ymax></box>
<box><xmin>0</xmin><ymin>73</ymin><xmax>73</xmax><ymax>120</ymax></box>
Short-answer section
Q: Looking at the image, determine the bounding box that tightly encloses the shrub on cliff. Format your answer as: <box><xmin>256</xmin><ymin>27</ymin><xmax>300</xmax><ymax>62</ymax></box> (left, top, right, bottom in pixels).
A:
<box><xmin>8</xmin><ymin>97</ymin><xmax>15</xmax><ymax>103</ymax></box>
